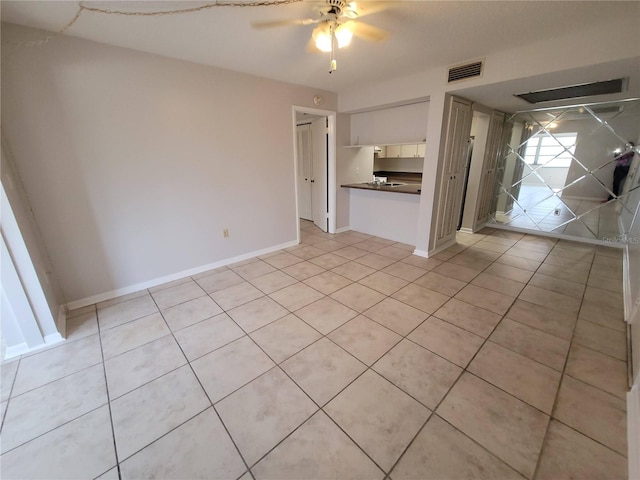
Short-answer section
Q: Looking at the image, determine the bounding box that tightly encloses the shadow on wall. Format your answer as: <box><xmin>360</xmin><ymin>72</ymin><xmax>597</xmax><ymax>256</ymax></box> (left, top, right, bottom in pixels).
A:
<box><xmin>1</xmin><ymin>43</ymin><xmax>114</xmax><ymax>305</ymax></box>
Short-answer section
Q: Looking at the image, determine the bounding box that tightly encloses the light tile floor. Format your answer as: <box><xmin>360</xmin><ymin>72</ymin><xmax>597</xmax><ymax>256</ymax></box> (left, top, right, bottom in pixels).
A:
<box><xmin>0</xmin><ymin>220</ymin><xmax>629</xmax><ymax>479</ymax></box>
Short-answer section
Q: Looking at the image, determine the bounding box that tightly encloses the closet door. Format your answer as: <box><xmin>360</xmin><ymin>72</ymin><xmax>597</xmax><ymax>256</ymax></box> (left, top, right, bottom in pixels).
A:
<box><xmin>296</xmin><ymin>124</ymin><xmax>312</xmax><ymax>220</ymax></box>
<box><xmin>435</xmin><ymin>97</ymin><xmax>473</xmax><ymax>247</ymax></box>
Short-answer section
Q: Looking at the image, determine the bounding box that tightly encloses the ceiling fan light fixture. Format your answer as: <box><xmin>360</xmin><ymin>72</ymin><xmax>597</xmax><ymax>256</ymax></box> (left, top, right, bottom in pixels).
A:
<box><xmin>312</xmin><ymin>23</ymin><xmax>333</xmax><ymax>52</ymax></box>
<box><xmin>312</xmin><ymin>21</ymin><xmax>352</xmax><ymax>52</ymax></box>
<box><xmin>334</xmin><ymin>23</ymin><xmax>353</xmax><ymax>48</ymax></box>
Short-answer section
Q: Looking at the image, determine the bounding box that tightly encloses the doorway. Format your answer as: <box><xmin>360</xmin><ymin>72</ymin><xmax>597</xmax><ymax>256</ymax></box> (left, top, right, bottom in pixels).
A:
<box><xmin>293</xmin><ymin>106</ymin><xmax>337</xmax><ymax>238</ymax></box>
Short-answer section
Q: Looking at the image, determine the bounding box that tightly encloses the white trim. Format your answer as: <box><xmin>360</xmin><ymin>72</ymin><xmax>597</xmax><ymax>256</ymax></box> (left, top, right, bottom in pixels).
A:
<box><xmin>66</xmin><ymin>239</ymin><xmax>299</xmax><ymax>310</ymax></box>
<box><xmin>4</xmin><ymin>332</ymin><xmax>64</xmax><ymax>360</ymax></box>
<box><xmin>558</xmin><ymin>195</ymin><xmax>606</xmax><ymax>201</ymax></box>
<box><xmin>622</xmin><ymin>199</ymin><xmax>640</xmax><ymax>321</ymax></box>
<box><xmin>423</xmin><ymin>237</ymin><xmax>457</xmax><ymax>258</ymax></box>
<box><xmin>413</xmin><ymin>248</ymin><xmax>429</xmax><ymax>258</ymax></box>
<box><xmin>335</xmin><ymin>226</ymin><xmax>351</xmax><ymax>234</ymax></box>
<box><xmin>44</xmin><ymin>332</ymin><xmax>64</xmax><ymax>344</ymax></box>
<box><xmin>624</xmin><ymin>251</ymin><xmax>633</xmax><ymax>321</ymax></box>
<box><xmin>458</xmin><ymin>227</ymin><xmax>475</xmax><ymax>235</ymax></box>
<box><xmin>628</xmin><ymin>384</ymin><xmax>640</xmax><ymax>480</ymax></box>
<box><xmin>4</xmin><ymin>343</ymin><xmax>28</xmax><ymax>359</ymax></box>
<box><xmin>292</xmin><ymin>105</ymin><xmax>337</xmax><ymax>234</ymax></box>
<box><xmin>57</xmin><ymin>305</ymin><xmax>67</xmax><ymax>339</ymax></box>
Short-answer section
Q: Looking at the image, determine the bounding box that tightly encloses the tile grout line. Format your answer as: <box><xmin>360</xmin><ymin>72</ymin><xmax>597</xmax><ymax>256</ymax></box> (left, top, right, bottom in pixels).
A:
<box><xmin>529</xmin><ymin>239</ymin><xmax>614</xmax><ymax>479</ymax></box>
<box><xmin>148</xmin><ymin>292</ymin><xmax>257</xmax><ymax>480</ymax></box>
<box><xmin>16</xmin><ymin>224</ymin><xmax>625</xmax><ymax>478</ymax></box>
<box><xmin>95</xmin><ymin>304</ymin><xmax>124</xmax><ymax>480</ymax></box>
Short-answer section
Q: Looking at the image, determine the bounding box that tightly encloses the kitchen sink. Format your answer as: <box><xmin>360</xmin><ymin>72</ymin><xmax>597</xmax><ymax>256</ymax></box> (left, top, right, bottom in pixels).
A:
<box><xmin>367</xmin><ymin>182</ymin><xmax>406</xmax><ymax>187</ymax></box>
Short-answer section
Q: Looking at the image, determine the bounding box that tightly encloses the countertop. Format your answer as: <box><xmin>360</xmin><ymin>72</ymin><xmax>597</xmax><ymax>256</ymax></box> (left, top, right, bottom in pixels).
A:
<box><xmin>340</xmin><ymin>182</ymin><xmax>421</xmax><ymax>195</ymax></box>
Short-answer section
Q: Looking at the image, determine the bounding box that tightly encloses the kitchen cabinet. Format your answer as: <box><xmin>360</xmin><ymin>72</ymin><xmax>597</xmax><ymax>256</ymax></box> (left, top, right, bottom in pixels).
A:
<box><xmin>374</xmin><ymin>146</ymin><xmax>386</xmax><ymax>157</ymax></box>
<box><xmin>378</xmin><ymin>143</ymin><xmax>426</xmax><ymax>158</ymax></box>
<box><xmin>385</xmin><ymin>145</ymin><xmax>403</xmax><ymax>158</ymax></box>
<box><xmin>401</xmin><ymin>144</ymin><xmax>417</xmax><ymax>157</ymax></box>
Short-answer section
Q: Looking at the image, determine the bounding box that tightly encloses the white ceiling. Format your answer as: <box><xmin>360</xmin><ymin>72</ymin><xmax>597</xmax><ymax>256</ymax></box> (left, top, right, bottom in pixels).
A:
<box><xmin>2</xmin><ymin>1</ymin><xmax>639</xmax><ymax>110</ymax></box>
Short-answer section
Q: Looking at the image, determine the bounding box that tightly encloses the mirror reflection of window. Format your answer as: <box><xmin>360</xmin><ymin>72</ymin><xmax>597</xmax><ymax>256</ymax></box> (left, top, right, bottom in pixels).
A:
<box><xmin>524</xmin><ymin>133</ymin><xmax>577</xmax><ymax>168</ymax></box>
<box><xmin>488</xmin><ymin>99</ymin><xmax>640</xmax><ymax>244</ymax></box>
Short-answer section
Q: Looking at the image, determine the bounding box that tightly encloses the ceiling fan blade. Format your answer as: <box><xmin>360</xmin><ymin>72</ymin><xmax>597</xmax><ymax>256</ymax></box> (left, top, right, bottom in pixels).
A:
<box><xmin>251</xmin><ymin>18</ymin><xmax>320</xmax><ymax>29</ymax></box>
<box><xmin>347</xmin><ymin>1</ymin><xmax>391</xmax><ymax>19</ymax></box>
<box><xmin>347</xmin><ymin>20</ymin><xmax>389</xmax><ymax>42</ymax></box>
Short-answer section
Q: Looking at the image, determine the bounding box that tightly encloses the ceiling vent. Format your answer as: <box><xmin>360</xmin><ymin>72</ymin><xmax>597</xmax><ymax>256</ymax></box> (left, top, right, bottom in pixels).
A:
<box><xmin>515</xmin><ymin>78</ymin><xmax>627</xmax><ymax>104</ymax></box>
<box><xmin>447</xmin><ymin>60</ymin><xmax>484</xmax><ymax>83</ymax></box>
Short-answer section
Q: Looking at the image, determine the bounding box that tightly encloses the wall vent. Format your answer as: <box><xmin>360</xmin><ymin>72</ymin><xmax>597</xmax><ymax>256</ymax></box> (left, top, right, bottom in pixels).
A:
<box><xmin>514</xmin><ymin>78</ymin><xmax>627</xmax><ymax>104</ymax></box>
<box><xmin>448</xmin><ymin>60</ymin><xmax>484</xmax><ymax>83</ymax></box>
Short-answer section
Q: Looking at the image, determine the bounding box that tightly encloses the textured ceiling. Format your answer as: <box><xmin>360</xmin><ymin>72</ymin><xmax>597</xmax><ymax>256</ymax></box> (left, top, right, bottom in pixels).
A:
<box><xmin>2</xmin><ymin>0</ymin><xmax>638</xmax><ymax>102</ymax></box>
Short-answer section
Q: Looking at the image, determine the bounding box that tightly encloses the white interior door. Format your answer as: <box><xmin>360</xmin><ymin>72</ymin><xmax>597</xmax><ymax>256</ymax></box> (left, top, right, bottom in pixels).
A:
<box><xmin>310</xmin><ymin>117</ymin><xmax>328</xmax><ymax>232</ymax></box>
<box><xmin>296</xmin><ymin>124</ymin><xmax>312</xmax><ymax>221</ymax></box>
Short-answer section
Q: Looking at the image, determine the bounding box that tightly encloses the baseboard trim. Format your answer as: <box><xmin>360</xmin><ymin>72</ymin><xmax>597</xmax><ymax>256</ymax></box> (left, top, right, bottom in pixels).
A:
<box><xmin>628</xmin><ymin>384</ymin><xmax>640</xmax><ymax>480</ymax></box>
<box><xmin>66</xmin><ymin>240</ymin><xmax>299</xmax><ymax>310</ymax></box>
<box><xmin>335</xmin><ymin>226</ymin><xmax>351</xmax><ymax>234</ymax></box>
<box><xmin>4</xmin><ymin>343</ymin><xmax>28</xmax><ymax>359</ymax></box>
<box><xmin>57</xmin><ymin>304</ymin><xmax>67</xmax><ymax>339</ymax></box>
<box><xmin>420</xmin><ymin>238</ymin><xmax>457</xmax><ymax>258</ymax></box>
<box><xmin>413</xmin><ymin>249</ymin><xmax>429</xmax><ymax>258</ymax></box>
<box><xmin>4</xmin><ymin>332</ymin><xmax>64</xmax><ymax>359</ymax></box>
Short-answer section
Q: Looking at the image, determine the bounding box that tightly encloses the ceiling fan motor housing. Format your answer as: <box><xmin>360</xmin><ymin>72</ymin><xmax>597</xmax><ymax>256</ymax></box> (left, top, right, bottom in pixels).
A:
<box><xmin>326</xmin><ymin>0</ymin><xmax>346</xmax><ymax>13</ymax></box>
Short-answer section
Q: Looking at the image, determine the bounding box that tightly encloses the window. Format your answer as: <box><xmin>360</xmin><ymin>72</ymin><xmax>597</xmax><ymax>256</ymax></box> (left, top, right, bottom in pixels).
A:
<box><xmin>524</xmin><ymin>132</ymin><xmax>577</xmax><ymax>167</ymax></box>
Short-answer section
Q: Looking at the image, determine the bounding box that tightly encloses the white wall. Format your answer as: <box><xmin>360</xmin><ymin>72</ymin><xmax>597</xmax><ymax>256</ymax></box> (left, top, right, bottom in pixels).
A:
<box><xmin>335</xmin><ymin>113</ymin><xmax>374</xmax><ymax>231</ymax></box>
<box><xmin>374</xmin><ymin>157</ymin><xmax>423</xmax><ymax>173</ymax></box>
<box><xmin>563</xmin><ymin>113</ymin><xmax>640</xmax><ymax>199</ymax></box>
<box><xmin>1</xmin><ymin>139</ymin><xmax>64</xmax><ymax>325</ymax></box>
<box><xmin>1</xmin><ymin>23</ymin><xmax>337</xmax><ymax>305</ymax></box>
<box><xmin>522</xmin><ymin>167</ymin><xmax>569</xmax><ymax>190</ymax></box>
<box><xmin>338</xmin><ymin>12</ymin><xmax>640</xmax><ymax>113</ymax></box>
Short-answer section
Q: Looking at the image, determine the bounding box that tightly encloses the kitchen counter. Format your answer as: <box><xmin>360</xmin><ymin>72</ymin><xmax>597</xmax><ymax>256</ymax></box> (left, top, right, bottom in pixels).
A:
<box><xmin>344</xmin><ymin>186</ymin><xmax>421</xmax><ymax>245</ymax></box>
<box><xmin>341</xmin><ymin>182</ymin><xmax>421</xmax><ymax>195</ymax></box>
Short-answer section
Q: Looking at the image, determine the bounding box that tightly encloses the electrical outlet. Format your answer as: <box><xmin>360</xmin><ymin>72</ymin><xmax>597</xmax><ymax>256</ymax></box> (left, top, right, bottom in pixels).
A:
<box><xmin>223</xmin><ymin>228</ymin><xmax>229</xmax><ymax>238</ymax></box>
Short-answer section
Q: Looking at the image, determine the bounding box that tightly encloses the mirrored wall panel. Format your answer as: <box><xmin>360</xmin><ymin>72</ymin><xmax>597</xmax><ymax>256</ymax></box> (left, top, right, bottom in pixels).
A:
<box><xmin>490</xmin><ymin>99</ymin><xmax>640</xmax><ymax>245</ymax></box>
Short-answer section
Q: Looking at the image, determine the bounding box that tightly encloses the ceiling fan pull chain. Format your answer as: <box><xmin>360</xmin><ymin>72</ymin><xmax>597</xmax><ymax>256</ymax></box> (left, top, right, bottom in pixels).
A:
<box><xmin>329</xmin><ymin>23</ymin><xmax>337</xmax><ymax>73</ymax></box>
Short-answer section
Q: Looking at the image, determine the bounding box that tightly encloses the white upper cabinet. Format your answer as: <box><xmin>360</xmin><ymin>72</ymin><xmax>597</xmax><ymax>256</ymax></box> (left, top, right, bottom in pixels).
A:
<box><xmin>385</xmin><ymin>145</ymin><xmax>403</xmax><ymax>158</ymax></box>
<box><xmin>350</xmin><ymin>102</ymin><xmax>429</xmax><ymax>146</ymax></box>
<box><xmin>376</xmin><ymin>143</ymin><xmax>426</xmax><ymax>158</ymax></box>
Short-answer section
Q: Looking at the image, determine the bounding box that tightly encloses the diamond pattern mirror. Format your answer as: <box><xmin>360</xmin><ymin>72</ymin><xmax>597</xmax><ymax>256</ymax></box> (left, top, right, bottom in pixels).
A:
<box><xmin>490</xmin><ymin>99</ymin><xmax>640</xmax><ymax>244</ymax></box>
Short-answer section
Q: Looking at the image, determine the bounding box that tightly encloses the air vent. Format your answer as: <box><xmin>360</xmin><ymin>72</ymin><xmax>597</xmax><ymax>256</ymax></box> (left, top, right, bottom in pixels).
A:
<box><xmin>515</xmin><ymin>78</ymin><xmax>626</xmax><ymax>104</ymax></box>
<box><xmin>448</xmin><ymin>60</ymin><xmax>484</xmax><ymax>83</ymax></box>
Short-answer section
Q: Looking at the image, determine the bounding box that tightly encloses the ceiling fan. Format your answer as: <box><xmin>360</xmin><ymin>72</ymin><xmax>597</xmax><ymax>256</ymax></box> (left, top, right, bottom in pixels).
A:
<box><xmin>252</xmin><ymin>0</ymin><xmax>389</xmax><ymax>73</ymax></box>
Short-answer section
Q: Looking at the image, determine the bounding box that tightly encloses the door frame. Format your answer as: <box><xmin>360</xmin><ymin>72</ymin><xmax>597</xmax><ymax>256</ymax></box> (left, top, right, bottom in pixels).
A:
<box><xmin>292</xmin><ymin>106</ymin><xmax>337</xmax><ymax>241</ymax></box>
